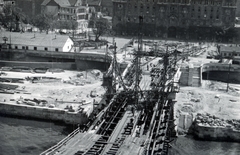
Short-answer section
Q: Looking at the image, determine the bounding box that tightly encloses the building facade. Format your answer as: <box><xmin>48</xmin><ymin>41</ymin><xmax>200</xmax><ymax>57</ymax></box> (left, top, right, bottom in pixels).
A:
<box><xmin>41</xmin><ymin>0</ymin><xmax>94</xmax><ymax>33</ymax></box>
<box><xmin>112</xmin><ymin>0</ymin><xmax>237</xmax><ymax>41</ymax></box>
<box><xmin>220</xmin><ymin>45</ymin><xmax>240</xmax><ymax>58</ymax></box>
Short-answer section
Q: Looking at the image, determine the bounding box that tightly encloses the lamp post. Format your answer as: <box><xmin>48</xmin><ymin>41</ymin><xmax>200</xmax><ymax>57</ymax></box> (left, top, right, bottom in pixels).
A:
<box><xmin>3</xmin><ymin>36</ymin><xmax>8</xmax><ymax>44</ymax></box>
<box><xmin>226</xmin><ymin>63</ymin><xmax>231</xmax><ymax>92</ymax></box>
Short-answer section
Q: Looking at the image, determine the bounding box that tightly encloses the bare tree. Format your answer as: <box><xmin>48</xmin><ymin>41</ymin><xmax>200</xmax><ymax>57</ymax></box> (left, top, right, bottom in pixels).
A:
<box><xmin>89</xmin><ymin>17</ymin><xmax>111</xmax><ymax>41</ymax></box>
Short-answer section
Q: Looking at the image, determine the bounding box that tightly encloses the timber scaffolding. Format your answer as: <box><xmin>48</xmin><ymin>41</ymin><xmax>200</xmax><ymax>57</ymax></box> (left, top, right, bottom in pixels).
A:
<box><xmin>40</xmin><ymin>48</ymin><xmax>181</xmax><ymax>155</ymax></box>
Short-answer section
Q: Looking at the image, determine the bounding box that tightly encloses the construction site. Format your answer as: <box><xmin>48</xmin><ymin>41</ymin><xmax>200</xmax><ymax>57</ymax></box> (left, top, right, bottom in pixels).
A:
<box><xmin>1</xmin><ymin>17</ymin><xmax>240</xmax><ymax>155</ymax></box>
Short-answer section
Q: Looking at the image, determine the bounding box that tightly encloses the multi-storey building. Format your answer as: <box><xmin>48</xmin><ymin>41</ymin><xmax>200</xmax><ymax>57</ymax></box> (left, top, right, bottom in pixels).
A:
<box><xmin>112</xmin><ymin>0</ymin><xmax>237</xmax><ymax>41</ymax></box>
<box><xmin>15</xmin><ymin>0</ymin><xmax>43</xmax><ymax>19</ymax></box>
<box><xmin>41</xmin><ymin>0</ymin><xmax>94</xmax><ymax>33</ymax></box>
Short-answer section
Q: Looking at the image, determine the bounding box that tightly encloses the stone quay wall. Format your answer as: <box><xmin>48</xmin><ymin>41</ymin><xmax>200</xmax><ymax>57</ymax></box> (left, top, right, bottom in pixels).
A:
<box><xmin>0</xmin><ymin>102</ymin><xmax>89</xmax><ymax>125</ymax></box>
<box><xmin>193</xmin><ymin>124</ymin><xmax>240</xmax><ymax>142</ymax></box>
<box><xmin>192</xmin><ymin>113</ymin><xmax>240</xmax><ymax>142</ymax></box>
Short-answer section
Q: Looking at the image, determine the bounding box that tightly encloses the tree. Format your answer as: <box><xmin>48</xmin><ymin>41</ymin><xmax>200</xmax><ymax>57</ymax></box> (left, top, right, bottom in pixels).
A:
<box><xmin>54</xmin><ymin>20</ymin><xmax>78</xmax><ymax>31</ymax></box>
<box><xmin>32</xmin><ymin>13</ymin><xmax>49</xmax><ymax>32</ymax></box>
<box><xmin>32</xmin><ymin>12</ymin><xmax>58</xmax><ymax>33</ymax></box>
<box><xmin>89</xmin><ymin>17</ymin><xmax>111</xmax><ymax>41</ymax></box>
<box><xmin>0</xmin><ymin>3</ymin><xmax>27</xmax><ymax>31</ymax></box>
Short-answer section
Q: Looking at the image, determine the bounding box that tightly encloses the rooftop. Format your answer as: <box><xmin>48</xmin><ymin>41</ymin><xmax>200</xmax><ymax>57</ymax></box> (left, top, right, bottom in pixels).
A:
<box><xmin>41</xmin><ymin>0</ymin><xmax>79</xmax><ymax>7</ymax></box>
<box><xmin>1</xmin><ymin>32</ymin><xmax>71</xmax><ymax>47</ymax></box>
<box><xmin>87</xmin><ymin>0</ymin><xmax>101</xmax><ymax>6</ymax></box>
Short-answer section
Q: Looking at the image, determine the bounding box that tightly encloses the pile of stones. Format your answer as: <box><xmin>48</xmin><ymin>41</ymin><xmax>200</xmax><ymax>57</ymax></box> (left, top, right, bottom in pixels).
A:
<box><xmin>195</xmin><ymin>113</ymin><xmax>227</xmax><ymax>127</ymax></box>
<box><xmin>195</xmin><ymin>113</ymin><xmax>240</xmax><ymax>130</ymax></box>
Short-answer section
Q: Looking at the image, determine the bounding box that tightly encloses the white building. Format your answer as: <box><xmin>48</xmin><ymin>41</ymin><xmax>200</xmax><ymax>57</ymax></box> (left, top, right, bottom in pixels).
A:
<box><xmin>1</xmin><ymin>32</ymin><xmax>74</xmax><ymax>52</ymax></box>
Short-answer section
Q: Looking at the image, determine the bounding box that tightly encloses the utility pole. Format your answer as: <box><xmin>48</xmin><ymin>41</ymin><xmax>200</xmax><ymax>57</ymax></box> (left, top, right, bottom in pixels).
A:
<box><xmin>134</xmin><ymin>16</ymin><xmax>143</xmax><ymax>106</ymax></box>
<box><xmin>113</xmin><ymin>42</ymin><xmax>117</xmax><ymax>93</ymax></box>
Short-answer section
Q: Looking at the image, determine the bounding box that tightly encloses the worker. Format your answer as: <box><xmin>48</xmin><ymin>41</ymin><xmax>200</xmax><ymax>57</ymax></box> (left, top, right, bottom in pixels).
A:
<box><xmin>131</xmin><ymin>106</ymin><xmax>134</xmax><ymax>116</ymax></box>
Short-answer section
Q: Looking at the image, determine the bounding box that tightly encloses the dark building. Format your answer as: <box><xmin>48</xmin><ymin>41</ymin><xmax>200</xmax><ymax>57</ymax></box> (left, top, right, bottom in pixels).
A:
<box><xmin>15</xmin><ymin>0</ymin><xmax>44</xmax><ymax>19</ymax></box>
<box><xmin>236</xmin><ymin>0</ymin><xmax>240</xmax><ymax>16</ymax></box>
<box><xmin>112</xmin><ymin>0</ymin><xmax>237</xmax><ymax>41</ymax></box>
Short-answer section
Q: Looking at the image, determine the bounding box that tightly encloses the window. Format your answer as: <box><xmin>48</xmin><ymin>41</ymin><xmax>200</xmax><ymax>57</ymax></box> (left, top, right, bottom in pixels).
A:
<box><xmin>15</xmin><ymin>46</ymin><xmax>18</xmax><ymax>49</ymax></box>
<box><xmin>22</xmin><ymin>46</ymin><xmax>25</xmax><ymax>49</ymax></box>
<box><xmin>118</xmin><ymin>4</ymin><xmax>123</xmax><ymax>9</ymax></box>
<box><xmin>55</xmin><ymin>48</ymin><xmax>58</xmax><ymax>52</ymax></box>
<box><xmin>34</xmin><ymin>47</ymin><xmax>37</xmax><ymax>50</ymax></box>
<box><xmin>26</xmin><ymin>46</ymin><xmax>28</xmax><ymax>50</ymax></box>
<box><xmin>45</xmin><ymin>47</ymin><xmax>48</xmax><ymax>51</ymax></box>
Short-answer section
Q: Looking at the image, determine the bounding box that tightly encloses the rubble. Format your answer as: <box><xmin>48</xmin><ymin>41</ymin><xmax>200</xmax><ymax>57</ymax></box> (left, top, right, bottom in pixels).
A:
<box><xmin>195</xmin><ymin>113</ymin><xmax>240</xmax><ymax>130</ymax></box>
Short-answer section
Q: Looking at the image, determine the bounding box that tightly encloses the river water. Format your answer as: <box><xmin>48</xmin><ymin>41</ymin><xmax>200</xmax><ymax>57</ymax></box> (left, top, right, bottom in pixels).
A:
<box><xmin>1</xmin><ymin>116</ymin><xmax>240</xmax><ymax>155</ymax></box>
<box><xmin>0</xmin><ymin>116</ymin><xmax>74</xmax><ymax>155</ymax></box>
<box><xmin>169</xmin><ymin>135</ymin><xmax>240</xmax><ymax>155</ymax></box>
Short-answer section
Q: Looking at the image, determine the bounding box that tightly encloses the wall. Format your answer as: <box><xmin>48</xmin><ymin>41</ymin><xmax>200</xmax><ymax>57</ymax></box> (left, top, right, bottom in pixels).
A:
<box><xmin>63</xmin><ymin>38</ymin><xmax>74</xmax><ymax>52</ymax></box>
<box><xmin>180</xmin><ymin>64</ymin><xmax>201</xmax><ymax>87</ymax></box>
<box><xmin>194</xmin><ymin>124</ymin><xmax>240</xmax><ymax>142</ymax></box>
<box><xmin>0</xmin><ymin>60</ymin><xmax>76</xmax><ymax>70</ymax></box>
<box><xmin>75</xmin><ymin>59</ymin><xmax>110</xmax><ymax>70</ymax></box>
<box><xmin>202</xmin><ymin>63</ymin><xmax>240</xmax><ymax>72</ymax></box>
<box><xmin>180</xmin><ymin>62</ymin><xmax>240</xmax><ymax>86</ymax></box>
<box><xmin>10</xmin><ymin>44</ymin><xmax>63</xmax><ymax>52</ymax></box>
<box><xmin>0</xmin><ymin>102</ymin><xmax>89</xmax><ymax>125</ymax></box>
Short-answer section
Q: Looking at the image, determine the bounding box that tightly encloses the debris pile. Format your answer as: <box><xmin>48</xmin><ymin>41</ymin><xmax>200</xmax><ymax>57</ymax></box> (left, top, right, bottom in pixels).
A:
<box><xmin>17</xmin><ymin>97</ymin><xmax>48</xmax><ymax>107</ymax></box>
<box><xmin>195</xmin><ymin>113</ymin><xmax>240</xmax><ymax>130</ymax></box>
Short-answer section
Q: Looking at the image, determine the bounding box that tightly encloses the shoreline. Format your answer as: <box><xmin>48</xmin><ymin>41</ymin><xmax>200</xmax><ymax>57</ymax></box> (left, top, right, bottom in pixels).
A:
<box><xmin>0</xmin><ymin>101</ymin><xmax>89</xmax><ymax>125</ymax></box>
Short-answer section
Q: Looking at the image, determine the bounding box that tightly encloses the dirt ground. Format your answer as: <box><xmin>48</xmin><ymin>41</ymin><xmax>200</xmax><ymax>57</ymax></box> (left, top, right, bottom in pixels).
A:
<box><xmin>175</xmin><ymin>46</ymin><xmax>240</xmax><ymax>133</ymax></box>
<box><xmin>0</xmin><ymin>69</ymin><xmax>105</xmax><ymax>115</ymax></box>
<box><xmin>175</xmin><ymin>80</ymin><xmax>240</xmax><ymax>120</ymax></box>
